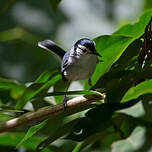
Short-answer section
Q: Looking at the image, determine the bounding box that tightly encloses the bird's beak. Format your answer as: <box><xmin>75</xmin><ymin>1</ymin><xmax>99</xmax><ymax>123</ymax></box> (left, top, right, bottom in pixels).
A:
<box><xmin>93</xmin><ymin>51</ymin><xmax>102</xmax><ymax>57</ymax></box>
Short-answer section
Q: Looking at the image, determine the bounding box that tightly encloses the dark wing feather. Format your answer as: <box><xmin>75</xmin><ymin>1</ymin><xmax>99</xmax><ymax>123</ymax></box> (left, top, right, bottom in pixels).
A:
<box><xmin>61</xmin><ymin>51</ymin><xmax>70</xmax><ymax>73</ymax></box>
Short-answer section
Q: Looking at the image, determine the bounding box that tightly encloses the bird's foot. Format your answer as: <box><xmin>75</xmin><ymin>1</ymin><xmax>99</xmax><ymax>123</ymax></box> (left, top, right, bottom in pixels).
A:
<box><xmin>88</xmin><ymin>78</ymin><xmax>92</xmax><ymax>86</ymax></box>
<box><xmin>63</xmin><ymin>95</ymin><xmax>67</xmax><ymax>110</ymax></box>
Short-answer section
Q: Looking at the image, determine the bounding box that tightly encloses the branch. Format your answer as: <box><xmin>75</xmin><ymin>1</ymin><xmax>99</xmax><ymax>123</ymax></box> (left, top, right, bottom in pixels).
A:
<box><xmin>0</xmin><ymin>94</ymin><xmax>105</xmax><ymax>133</ymax></box>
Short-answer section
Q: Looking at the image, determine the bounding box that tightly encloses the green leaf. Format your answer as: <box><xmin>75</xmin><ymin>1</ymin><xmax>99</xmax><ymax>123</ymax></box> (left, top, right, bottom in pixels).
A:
<box><xmin>53</xmin><ymin>79</ymin><xmax>67</xmax><ymax>103</ymax></box>
<box><xmin>17</xmin><ymin>120</ymin><xmax>47</xmax><ymax>148</ymax></box>
<box><xmin>66</xmin><ymin>99</ymin><xmax>138</xmax><ymax>142</ymax></box>
<box><xmin>72</xmin><ymin>142</ymin><xmax>84</xmax><ymax>152</ymax></box>
<box><xmin>93</xmin><ymin>39</ymin><xmax>142</xmax><ymax>103</ymax></box>
<box><xmin>0</xmin><ymin>27</ymin><xmax>42</xmax><ymax>43</ymax></box>
<box><xmin>145</xmin><ymin>0</ymin><xmax>152</xmax><ymax>10</ymax></box>
<box><xmin>0</xmin><ymin>109</ymin><xmax>23</xmax><ymax>113</ymax></box>
<box><xmin>38</xmin><ymin>90</ymin><xmax>101</xmax><ymax>97</ymax></box>
<box><xmin>111</xmin><ymin>126</ymin><xmax>148</xmax><ymax>152</ymax></box>
<box><xmin>16</xmin><ymin>73</ymin><xmax>62</xmax><ymax>110</ymax></box>
<box><xmin>0</xmin><ymin>113</ymin><xmax>13</xmax><ymax>121</ymax></box>
<box><xmin>0</xmin><ymin>78</ymin><xmax>25</xmax><ymax>99</ymax></box>
<box><xmin>85</xmin><ymin>9</ymin><xmax>152</xmax><ymax>89</ymax></box>
<box><xmin>66</xmin><ymin>105</ymin><xmax>114</xmax><ymax>142</ymax></box>
<box><xmin>36</xmin><ymin>118</ymin><xmax>80</xmax><ymax>152</ymax></box>
<box><xmin>114</xmin><ymin>10</ymin><xmax>152</xmax><ymax>38</ymax></box>
<box><xmin>121</xmin><ymin>79</ymin><xmax>152</xmax><ymax>103</ymax></box>
<box><xmin>85</xmin><ymin>35</ymin><xmax>132</xmax><ymax>89</ymax></box>
<box><xmin>0</xmin><ymin>132</ymin><xmax>51</xmax><ymax>152</ymax></box>
<box><xmin>32</xmin><ymin>98</ymin><xmax>51</xmax><ymax>110</ymax></box>
<box><xmin>72</xmin><ymin>112</ymin><xmax>142</xmax><ymax>152</ymax></box>
<box><xmin>36</xmin><ymin>69</ymin><xmax>59</xmax><ymax>83</ymax></box>
<box><xmin>49</xmin><ymin>0</ymin><xmax>61</xmax><ymax>11</ymax></box>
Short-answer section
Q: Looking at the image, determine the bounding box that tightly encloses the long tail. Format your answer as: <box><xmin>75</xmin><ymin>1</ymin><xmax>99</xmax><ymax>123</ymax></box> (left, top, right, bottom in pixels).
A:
<box><xmin>38</xmin><ymin>40</ymin><xmax>66</xmax><ymax>58</ymax></box>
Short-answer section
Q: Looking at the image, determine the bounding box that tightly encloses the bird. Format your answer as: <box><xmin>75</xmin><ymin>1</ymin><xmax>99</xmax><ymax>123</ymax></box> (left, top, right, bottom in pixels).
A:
<box><xmin>38</xmin><ymin>38</ymin><xmax>102</xmax><ymax>109</ymax></box>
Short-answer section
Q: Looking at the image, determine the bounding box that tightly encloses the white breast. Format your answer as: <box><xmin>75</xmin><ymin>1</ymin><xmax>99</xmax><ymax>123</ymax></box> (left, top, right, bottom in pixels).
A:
<box><xmin>64</xmin><ymin>54</ymin><xmax>98</xmax><ymax>81</ymax></box>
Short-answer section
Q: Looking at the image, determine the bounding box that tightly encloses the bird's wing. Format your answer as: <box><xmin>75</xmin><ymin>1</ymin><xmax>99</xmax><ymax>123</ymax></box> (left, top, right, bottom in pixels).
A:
<box><xmin>38</xmin><ymin>40</ymin><xmax>66</xmax><ymax>58</ymax></box>
<box><xmin>61</xmin><ymin>51</ymin><xmax>70</xmax><ymax>73</ymax></box>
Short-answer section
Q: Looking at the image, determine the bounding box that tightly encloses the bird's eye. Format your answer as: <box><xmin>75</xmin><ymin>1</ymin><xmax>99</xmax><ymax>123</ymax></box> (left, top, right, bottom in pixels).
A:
<box><xmin>77</xmin><ymin>45</ymin><xmax>87</xmax><ymax>53</ymax></box>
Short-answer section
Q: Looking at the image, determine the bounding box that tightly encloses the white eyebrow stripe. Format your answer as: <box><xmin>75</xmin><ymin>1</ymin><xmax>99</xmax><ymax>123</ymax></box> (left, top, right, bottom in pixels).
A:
<box><xmin>77</xmin><ymin>44</ymin><xmax>90</xmax><ymax>51</ymax></box>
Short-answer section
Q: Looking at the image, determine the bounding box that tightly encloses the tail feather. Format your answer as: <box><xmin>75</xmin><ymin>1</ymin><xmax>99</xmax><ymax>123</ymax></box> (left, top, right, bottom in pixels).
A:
<box><xmin>38</xmin><ymin>40</ymin><xmax>66</xmax><ymax>58</ymax></box>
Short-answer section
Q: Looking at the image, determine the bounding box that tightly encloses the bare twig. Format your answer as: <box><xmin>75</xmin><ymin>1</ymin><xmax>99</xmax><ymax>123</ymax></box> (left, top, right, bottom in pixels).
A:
<box><xmin>0</xmin><ymin>94</ymin><xmax>105</xmax><ymax>133</ymax></box>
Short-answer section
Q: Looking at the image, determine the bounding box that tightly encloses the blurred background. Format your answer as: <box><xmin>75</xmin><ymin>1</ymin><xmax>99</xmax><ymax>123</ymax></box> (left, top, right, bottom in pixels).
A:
<box><xmin>0</xmin><ymin>0</ymin><xmax>150</xmax><ymax>84</ymax></box>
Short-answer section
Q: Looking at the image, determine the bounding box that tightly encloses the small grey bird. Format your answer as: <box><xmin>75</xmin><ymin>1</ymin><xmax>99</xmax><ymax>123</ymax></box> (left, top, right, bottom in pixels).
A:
<box><xmin>38</xmin><ymin>38</ymin><xmax>102</xmax><ymax>108</ymax></box>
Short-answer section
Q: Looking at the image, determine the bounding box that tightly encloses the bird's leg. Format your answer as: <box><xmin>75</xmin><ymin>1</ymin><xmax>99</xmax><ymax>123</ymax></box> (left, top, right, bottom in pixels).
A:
<box><xmin>88</xmin><ymin>77</ymin><xmax>96</xmax><ymax>91</ymax></box>
<box><xmin>63</xmin><ymin>95</ymin><xmax>67</xmax><ymax>110</ymax></box>
<box><xmin>88</xmin><ymin>77</ymin><xmax>92</xmax><ymax>86</ymax></box>
<box><xmin>63</xmin><ymin>81</ymin><xmax>70</xmax><ymax>110</ymax></box>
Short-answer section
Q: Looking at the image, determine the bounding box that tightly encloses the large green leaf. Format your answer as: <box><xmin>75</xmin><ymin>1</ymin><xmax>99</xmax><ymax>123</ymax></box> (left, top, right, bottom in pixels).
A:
<box><xmin>94</xmin><ymin>39</ymin><xmax>141</xmax><ymax>102</ymax></box>
<box><xmin>86</xmin><ymin>35</ymin><xmax>132</xmax><ymax>89</ymax></box>
<box><xmin>85</xmin><ymin>9</ymin><xmax>152</xmax><ymax>89</ymax></box>
<box><xmin>121</xmin><ymin>79</ymin><xmax>152</xmax><ymax>103</ymax></box>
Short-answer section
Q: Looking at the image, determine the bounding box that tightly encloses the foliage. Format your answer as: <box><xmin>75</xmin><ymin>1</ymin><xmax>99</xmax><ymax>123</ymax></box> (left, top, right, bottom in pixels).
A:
<box><xmin>1</xmin><ymin>1</ymin><xmax>152</xmax><ymax>152</ymax></box>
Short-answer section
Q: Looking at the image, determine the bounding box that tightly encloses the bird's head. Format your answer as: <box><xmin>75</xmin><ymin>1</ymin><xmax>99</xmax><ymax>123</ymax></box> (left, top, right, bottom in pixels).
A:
<box><xmin>74</xmin><ymin>38</ymin><xmax>102</xmax><ymax>57</ymax></box>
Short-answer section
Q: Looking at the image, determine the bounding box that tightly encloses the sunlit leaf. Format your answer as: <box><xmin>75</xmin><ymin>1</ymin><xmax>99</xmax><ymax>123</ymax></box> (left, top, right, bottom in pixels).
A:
<box><xmin>85</xmin><ymin>9</ymin><xmax>152</xmax><ymax>89</ymax></box>
<box><xmin>145</xmin><ymin>0</ymin><xmax>152</xmax><ymax>10</ymax></box>
<box><xmin>36</xmin><ymin>69</ymin><xmax>59</xmax><ymax>83</ymax></box>
<box><xmin>86</xmin><ymin>35</ymin><xmax>132</xmax><ymax>89</ymax></box>
<box><xmin>114</xmin><ymin>10</ymin><xmax>152</xmax><ymax>38</ymax></box>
